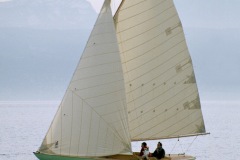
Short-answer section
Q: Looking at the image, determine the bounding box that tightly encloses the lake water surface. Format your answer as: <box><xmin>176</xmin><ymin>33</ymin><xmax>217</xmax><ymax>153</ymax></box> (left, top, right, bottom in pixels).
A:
<box><xmin>0</xmin><ymin>101</ymin><xmax>239</xmax><ymax>160</ymax></box>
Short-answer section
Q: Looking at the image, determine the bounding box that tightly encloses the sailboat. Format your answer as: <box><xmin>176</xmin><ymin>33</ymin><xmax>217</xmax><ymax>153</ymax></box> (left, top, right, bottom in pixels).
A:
<box><xmin>34</xmin><ymin>0</ymin><xmax>208</xmax><ymax>160</ymax></box>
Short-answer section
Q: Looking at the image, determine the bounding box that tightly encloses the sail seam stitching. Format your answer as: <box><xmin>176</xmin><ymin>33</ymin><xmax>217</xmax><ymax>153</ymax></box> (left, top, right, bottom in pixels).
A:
<box><xmin>129</xmin><ymin>79</ymin><xmax>196</xmax><ymax>125</ymax></box>
<box><xmin>149</xmin><ymin>111</ymin><xmax>202</xmax><ymax>138</ymax></box>
<box><xmin>77</xmin><ymin>61</ymin><xmax>121</xmax><ymax>70</ymax></box>
<box><xmin>82</xmin><ymin>51</ymin><xmax>118</xmax><ymax>59</ymax></box>
<box><xmin>73</xmin><ymin>79</ymin><xmax>124</xmax><ymax>91</ymax></box>
<box><xmin>124</xmin><ymin>41</ymin><xmax>187</xmax><ymax>73</ymax></box>
<box><xmin>125</xmin><ymin>55</ymin><xmax>190</xmax><ymax>95</ymax></box>
<box><xmin>117</xmin><ymin>0</ymin><xmax>145</xmax><ymax>12</ymax></box>
<box><xmin>168</xmin><ymin>115</ymin><xmax>203</xmax><ymax>138</ymax></box>
<box><xmin>132</xmin><ymin>91</ymin><xmax>199</xmax><ymax>138</ymax></box>
<box><xmin>72</xmin><ymin>70</ymin><xmax>122</xmax><ymax>82</ymax></box>
<box><xmin>117</xmin><ymin>0</ymin><xmax>168</xmax><ymax>23</ymax></box>
<box><xmin>119</xmin><ymin>29</ymin><xmax>182</xmax><ymax>56</ymax></box>
<box><xmin>71</xmin><ymin>91</ymin><xmax>129</xmax><ymax>149</ymax></box>
<box><xmin>117</xmin><ymin>7</ymin><xmax>176</xmax><ymax>34</ymax></box>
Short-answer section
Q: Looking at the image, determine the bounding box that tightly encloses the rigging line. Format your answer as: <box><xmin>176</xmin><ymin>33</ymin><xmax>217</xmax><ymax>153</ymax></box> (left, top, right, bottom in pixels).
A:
<box><xmin>170</xmin><ymin>139</ymin><xmax>179</xmax><ymax>154</ymax></box>
<box><xmin>126</xmin><ymin>60</ymin><xmax>192</xmax><ymax>106</ymax></box>
<box><xmin>117</xmin><ymin>0</ymin><xmax>167</xmax><ymax>23</ymax></box>
<box><xmin>185</xmin><ymin>136</ymin><xmax>198</xmax><ymax>153</ymax></box>
<box><xmin>178</xmin><ymin>138</ymin><xmax>185</xmax><ymax>154</ymax></box>
<box><xmin>71</xmin><ymin>91</ymin><xmax>129</xmax><ymax>145</ymax></box>
<box><xmin>130</xmin><ymin>90</ymin><xmax>199</xmax><ymax>134</ymax></box>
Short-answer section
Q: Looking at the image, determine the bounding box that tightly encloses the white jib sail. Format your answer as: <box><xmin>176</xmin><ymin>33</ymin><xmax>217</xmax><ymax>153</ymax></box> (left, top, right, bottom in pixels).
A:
<box><xmin>114</xmin><ymin>0</ymin><xmax>206</xmax><ymax>141</ymax></box>
<box><xmin>39</xmin><ymin>0</ymin><xmax>132</xmax><ymax>157</ymax></box>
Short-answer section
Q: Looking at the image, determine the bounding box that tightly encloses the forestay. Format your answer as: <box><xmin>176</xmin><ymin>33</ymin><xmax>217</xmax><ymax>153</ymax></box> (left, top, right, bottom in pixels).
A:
<box><xmin>39</xmin><ymin>0</ymin><xmax>132</xmax><ymax>157</ymax></box>
<box><xmin>114</xmin><ymin>0</ymin><xmax>206</xmax><ymax>141</ymax></box>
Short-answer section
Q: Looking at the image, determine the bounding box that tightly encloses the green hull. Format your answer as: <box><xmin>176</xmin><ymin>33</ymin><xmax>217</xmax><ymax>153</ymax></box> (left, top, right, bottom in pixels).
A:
<box><xmin>33</xmin><ymin>152</ymin><xmax>195</xmax><ymax>160</ymax></box>
<box><xmin>33</xmin><ymin>152</ymin><xmax>95</xmax><ymax>160</ymax></box>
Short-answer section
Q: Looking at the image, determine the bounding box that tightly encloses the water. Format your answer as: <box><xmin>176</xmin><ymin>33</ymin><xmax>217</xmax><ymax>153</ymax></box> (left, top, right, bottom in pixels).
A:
<box><xmin>0</xmin><ymin>101</ymin><xmax>239</xmax><ymax>160</ymax></box>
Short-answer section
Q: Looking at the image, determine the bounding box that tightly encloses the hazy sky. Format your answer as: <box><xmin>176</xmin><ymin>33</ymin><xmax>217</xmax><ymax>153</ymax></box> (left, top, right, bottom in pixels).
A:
<box><xmin>87</xmin><ymin>0</ymin><xmax>121</xmax><ymax>13</ymax></box>
<box><xmin>1</xmin><ymin>0</ymin><xmax>239</xmax><ymax>101</ymax></box>
<box><xmin>87</xmin><ymin>0</ymin><xmax>240</xmax><ymax>29</ymax></box>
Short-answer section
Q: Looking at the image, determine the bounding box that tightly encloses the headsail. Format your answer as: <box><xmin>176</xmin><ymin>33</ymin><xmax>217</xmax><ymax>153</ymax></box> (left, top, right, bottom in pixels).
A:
<box><xmin>39</xmin><ymin>0</ymin><xmax>131</xmax><ymax>157</ymax></box>
<box><xmin>114</xmin><ymin>0</ymin><xmax>206</xmax><ymax>141</ymax></box>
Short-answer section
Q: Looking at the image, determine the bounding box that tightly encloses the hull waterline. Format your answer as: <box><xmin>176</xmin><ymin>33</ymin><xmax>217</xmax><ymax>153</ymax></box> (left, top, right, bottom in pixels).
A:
<box><xmin>33</xmin><ymin>152</ymin><xmax>195</xmax><ymax>160</ymax></box>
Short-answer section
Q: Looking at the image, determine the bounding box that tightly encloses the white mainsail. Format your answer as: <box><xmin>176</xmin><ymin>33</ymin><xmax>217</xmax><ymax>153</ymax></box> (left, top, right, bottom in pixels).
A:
<box><xmin>114</xmin><ymin>0</ymin><xmax>206</xmax><ymax>141</ymax></box>
<box><xmin>36</xmin><ymin>0</ymin><xmax>208</xmax><ymax>159</ymax></box>
<box><xmin>39</xmin><ymin>0</ymin><xmax>132</xmax><ymax>157</ymax></box>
